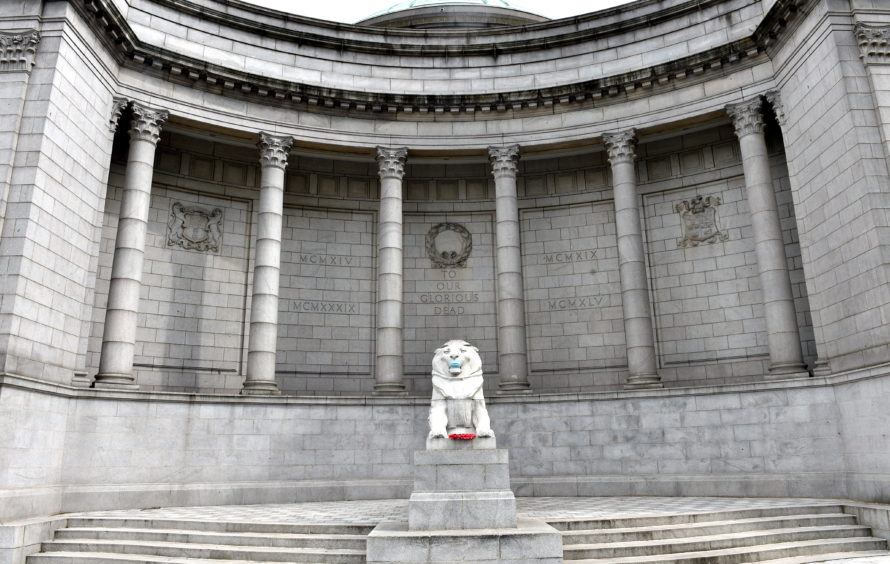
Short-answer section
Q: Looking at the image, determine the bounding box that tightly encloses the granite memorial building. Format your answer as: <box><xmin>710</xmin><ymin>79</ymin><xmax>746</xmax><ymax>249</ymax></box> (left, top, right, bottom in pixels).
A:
<box><xmin>2</xmin><ymin>0</ymin><xmax>890</xmax><ymax>546</ymax></box>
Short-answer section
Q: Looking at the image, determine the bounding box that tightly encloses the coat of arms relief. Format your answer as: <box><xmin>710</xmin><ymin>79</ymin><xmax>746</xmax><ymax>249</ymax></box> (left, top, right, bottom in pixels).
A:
<box><xmin>675</xmin><ymin>195</ymin><xmax>729</xmax><ymax>248</ymax></box>
<box><xmin>167</xmin><ymin>202</ymin><xmax>224</xmax><ymax>253</ymax></box>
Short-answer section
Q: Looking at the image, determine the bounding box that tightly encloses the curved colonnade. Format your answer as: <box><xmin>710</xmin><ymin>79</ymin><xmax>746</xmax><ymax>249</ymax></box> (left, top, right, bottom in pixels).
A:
<box><xmin>1</xmin><ymin>0</ymin><xmax>890</xmax><ymax>526</ymax></box>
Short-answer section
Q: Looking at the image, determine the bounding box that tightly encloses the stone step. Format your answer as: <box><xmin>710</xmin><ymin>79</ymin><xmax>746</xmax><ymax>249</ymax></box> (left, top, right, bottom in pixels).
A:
<box><xmin>28</xmin><ymin>552</ymin><xmax>337</xmax><ymax>564</ymax></box>
<box><xmin>561</xmin><ymin>514</ymin><xmax>858</xmax><ymax>544</ymax></box>
<box><xmin>551</xmin><ymin>505</ymin><xmax>846</xmax><ymax>531</ymax></box>
<box><xmin>758</xmin><ymin>550</ymin><xmax>890</xmax><ymax>564</ymax></box>
<box><xmin>54</xmin><ymin>527</ymin><xmax>367</xmax><ymax>549</ymax></box>
<box><xmin>565</xmin><ymin>537</ymin><xmax>889</xmax><ymax>563</ymax></box>
<box><xmin>753</xmin><ymin>550</ymin><xmax>890</xmax><ymax>563</ymax></box>
<box><xmin>64</xmin><ymin>518</ymin><xmax>372</xmax><ymax>535</ymax></box>
<box><xmin>38</xmin><ymin>539</ymin><xmax>365</xmax><ymax>563</ymax></box>
<box><xmin>565</xmin><ymin>525</ymin><xmax>874</xmax><ymax>559</ymax></box>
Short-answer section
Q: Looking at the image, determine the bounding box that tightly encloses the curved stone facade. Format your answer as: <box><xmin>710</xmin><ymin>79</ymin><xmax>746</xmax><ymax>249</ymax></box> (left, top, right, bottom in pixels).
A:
<box><xmin>1</xmin><ymin>0</ymin><xmax>890</xmax><ymax>528</ymax></box>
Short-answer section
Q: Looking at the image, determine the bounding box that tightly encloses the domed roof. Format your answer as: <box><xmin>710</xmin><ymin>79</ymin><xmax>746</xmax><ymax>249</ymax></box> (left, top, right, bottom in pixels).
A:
<box><xmin>369</xmin><ymin>0</ymin><xmax>516</xmax><ymax>16</ymax></box>
<box><xmin>357</xmin><ymin>0</ymin><xmax>548</xmax><ymax>29</ymax></box>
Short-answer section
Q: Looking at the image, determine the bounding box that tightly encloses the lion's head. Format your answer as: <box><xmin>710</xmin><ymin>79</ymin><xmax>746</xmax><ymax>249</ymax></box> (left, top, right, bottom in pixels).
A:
<box><xmin>432</xmin><ymin>339</ymin><xmax>482</xmax><ymax>379</ymax></box>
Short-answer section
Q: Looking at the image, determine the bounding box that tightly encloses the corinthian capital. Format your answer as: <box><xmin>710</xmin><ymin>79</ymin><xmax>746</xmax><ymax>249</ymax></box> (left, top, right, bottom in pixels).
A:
<box><xmin>855</xmin><ymin>23</ymin><xmax>890</xmax><ymax>64</ymax></box>
<box><xmin>257</xmin><ymin>133</ymin><xmax>293</xmax><ymax>170</ymax></box>
<box><xmin>488</xmin><ymin>145</ymin><xmax>520</xmax><ymax>178</ymax></box>
<box><xmin>763</xmin><ymin>91</ymin><xmax>786</xmax><ymax>127</ymax></box>
<box><xmin>129</xmin><ymin>102</ymin><xmax>168</xmax><ymax>144</ymax></box>
<box><xmin>0</xmin><ymin>30</ymin><xmax>40</xmax><ymax>72</ymax></box>
<box><xmin>109</xmin><ymin>97</ymin><xmax>128</xmax><ymax>133</ymax></box>
<box><xmin>376</xmin><ymin>147</ymin><xmax>408</xmax><ymax>180</ymax></box>
<box><xmin>603</xmin><ymin>129</ymin><xmax>637</xmax><ymax>164</ymax></box>
<box><xmin>726</xmin><ymin>98</ymin><xmax>764</xmax><ymax>138</ymax></box>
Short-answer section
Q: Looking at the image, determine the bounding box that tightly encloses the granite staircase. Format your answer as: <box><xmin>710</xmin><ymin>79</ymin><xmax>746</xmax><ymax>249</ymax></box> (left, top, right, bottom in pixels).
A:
<box><xmin>25</xmin><ymin>502</ymin><xmax>890</xmax><ymax>563</ymax></box>
<box><xmin>26</xmin><ymin>516</ymin><xmax>370</xmax><ymax>563</ymax></box>
<box><xmin>554</xmin><ymin>503</ymin><xmax>890</xmax><ymax>563</ymax></box>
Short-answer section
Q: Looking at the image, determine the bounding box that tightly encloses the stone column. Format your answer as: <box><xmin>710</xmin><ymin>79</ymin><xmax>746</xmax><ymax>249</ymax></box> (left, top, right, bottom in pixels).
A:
<box><xmin>603</xmin><ymin>130</ymin><xmax>662</xmax><ymax>389</ymax></box>
<box><xmin>765</xmin><ymin>90</ymin><xmax>829</xmax><ymax>377</ymax></box>
<box><xmin>374</xmin><ymin>147</ymin><xmax>408</xmax><ymax>395</ymax></box>
<box><xmin>727</xmin><ymin>98</ymin><xmax>808</xmax><ymax>377</ymax></box>
<box><xmin>94</xmin><ymin>103</ymin><xmax>168</xmax><ymax>389</ymax></box>
<box><xmin>488</xmin><ymin>146</ymin><xmax>531</xmax><ymax>393</ymax></box>
<box><xmin>241</xmin><ymin>133</ymin><xmax>293</xmax><ymax>395</ymax></box>
<box><xmin>73</xmin><ymin>97</ymin><xmax>130</xmax><ymax>388</ymax></box>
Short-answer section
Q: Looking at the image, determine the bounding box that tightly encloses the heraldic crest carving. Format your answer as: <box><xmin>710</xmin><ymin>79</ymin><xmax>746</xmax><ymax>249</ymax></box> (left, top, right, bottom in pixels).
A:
<box><xmin>675</xmin><ymin>195</ymin><xmax>729</xmax><ymax>248</ymax></box>
<box><xmin>167</xmin><ymin>202</ymin><xmax>224</xmax><ymax>253</ymax></box>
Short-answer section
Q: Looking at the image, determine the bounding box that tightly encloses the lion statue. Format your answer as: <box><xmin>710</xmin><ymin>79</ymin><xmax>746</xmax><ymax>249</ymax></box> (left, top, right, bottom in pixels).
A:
<box><xmin>428</xmin><ymin>340</ymin><xmax>495</xmax><ymax>439</ymax></box>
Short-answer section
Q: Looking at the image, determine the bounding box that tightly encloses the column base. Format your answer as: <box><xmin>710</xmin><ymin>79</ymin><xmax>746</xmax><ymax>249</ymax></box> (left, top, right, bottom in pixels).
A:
<box><xmin>71</xmin><ymin>373</ymin><xmax>93</xmax><ymax>388</ymax></box>
<box><xmin>373</xmin><ymin>383</ymin><xmax>407</xmax><ymax>396</ymax></box>
<box><xmin>812</xmin><ymin>358</ymin><xmax>831</xmax><ymax>377</ymax></box>
<box><xmin>240</xmin><ymin>380</ymin><xmax>281</xmax><ymax>395</ymax></box>
<box><xmin>624</xmin><ymin>374</ymin><xmax>663</xmax><ymax>390</ymax></box>
<box><xmin>765</xmin><ymin>361</ymin><xmax>810</xmax><ymax>380</ymax></box>
<box><xmin>92</xmin><ymin>373</ymin><xmax>139</xmax><ymax>390</ymax></box>
<box><xmin>496</xmin><ymin>381</ymin><xmax>532</xmax><ymax>394</ymax></box>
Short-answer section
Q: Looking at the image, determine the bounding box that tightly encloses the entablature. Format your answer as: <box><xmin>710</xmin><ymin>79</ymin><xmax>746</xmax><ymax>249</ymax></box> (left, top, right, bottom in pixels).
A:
<box><xmin>72</xmin><ymin>0</ymin><xmax>808</xmax><ymax>119</ymax></box>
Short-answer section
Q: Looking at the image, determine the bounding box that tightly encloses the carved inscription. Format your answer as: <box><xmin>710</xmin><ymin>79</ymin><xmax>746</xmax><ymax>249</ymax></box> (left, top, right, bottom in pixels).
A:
<box><xmin>167</xmin><ymin>202</ymin><xmax>223</xmax><ymax>253</ymax></box>
<box><xmin>546</xmin><ymin>296</ymin><xmax>609</xmax><ymax>310</ymax></box>
<box><xmin>675</xmin><ymin>195</ymin><xmax>728</xmax><ymax>248</ymax></box>
<box><xmin>418</xmin><ymin>269</ymin><xmax>481</xmax><ymax>315</ymax></box>
<box><xmin>291</xmin><ymin>301</ymin><xmax>359</xmax><ymax>314</ymax></box>
<box><xmin>299</xmin><ymin>254</ymin><xmax>354</xmax><ymax>265</ymax></box>
<box><xmin>542</xmin><ymin>250</ymin><xmax>597</xmax><ymax>264</ymax></box>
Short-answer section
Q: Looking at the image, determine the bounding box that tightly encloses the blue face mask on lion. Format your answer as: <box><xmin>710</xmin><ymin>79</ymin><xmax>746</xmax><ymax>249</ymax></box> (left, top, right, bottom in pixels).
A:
<box><xmin>428</xmin><ymin>340</ymin><xmax>494</xmax><ymax>439</ymax></box>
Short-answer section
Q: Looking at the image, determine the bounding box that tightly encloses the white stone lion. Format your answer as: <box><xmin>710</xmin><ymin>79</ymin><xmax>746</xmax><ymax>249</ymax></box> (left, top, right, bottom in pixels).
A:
<box><xmin>428</xmin><ymin>340</ymin><xmax>494</xmax><ymax>439</ymax></box>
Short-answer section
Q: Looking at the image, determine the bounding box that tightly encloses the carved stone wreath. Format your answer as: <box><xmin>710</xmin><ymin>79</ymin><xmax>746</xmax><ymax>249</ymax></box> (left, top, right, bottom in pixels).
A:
<box><xmin>167</xmin><ymin>202</ymin><xmax>224</xmax><ymax>253</ymax></box>
<box><xmin>426</xmin><ymin>223</ymin><xmax>472</xmax><ymax>268</ymax></box>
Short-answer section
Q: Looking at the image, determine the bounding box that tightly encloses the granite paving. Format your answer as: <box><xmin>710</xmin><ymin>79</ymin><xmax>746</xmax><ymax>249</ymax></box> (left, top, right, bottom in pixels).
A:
<box><xmin>71</xmin><ymin>496</ymin><xmax>845</xmax><ymax>525</ymax></box>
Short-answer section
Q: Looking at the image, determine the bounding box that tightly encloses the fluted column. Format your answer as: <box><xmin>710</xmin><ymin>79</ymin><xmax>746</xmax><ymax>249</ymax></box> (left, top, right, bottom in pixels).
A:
<box><xmin>489</xmin><ymin>145</ymin><xmax>531</xmax><ymax>393</ymax></box>
<box><xmin>603</xmin><ymin>130</ymin><xmax>662</xmax><ymax>389</ymax></box>
<box><xmin>94</xmin><ymin>103</ymin><xmax>168</xmax><ymax>389</ymax></box>
<box><xmin>374</xmin><ymin>147</ymin><xmax>408</xmax><ymax>395</ymax></box>
<box><xmin>727</xmin><ymin>98</ymin><xmax>807</xmax><ymax>377</ymax></box>
<box><xmin>241</xmin><ymin>133</ymin><xmax>292</xmax><ymax>395</ymax></box>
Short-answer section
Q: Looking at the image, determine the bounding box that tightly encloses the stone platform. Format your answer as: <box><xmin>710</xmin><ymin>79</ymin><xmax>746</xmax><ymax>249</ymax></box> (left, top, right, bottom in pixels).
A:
<box><xmin>367</xmin><ymin>518</ymin><xmax>562</xmax><ymax>564</ymax></box>
<box><xmin>15</xmin><ymin>497</ymin><xmax>890</xmax><ymax>564</ymax></box>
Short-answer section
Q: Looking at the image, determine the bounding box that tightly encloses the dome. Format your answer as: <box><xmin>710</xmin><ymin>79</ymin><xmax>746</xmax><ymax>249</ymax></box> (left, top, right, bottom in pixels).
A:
<box><xmin>356</xmin><ymin>0</ymin><xmax>548</xmax><ymax>29</ymax></box>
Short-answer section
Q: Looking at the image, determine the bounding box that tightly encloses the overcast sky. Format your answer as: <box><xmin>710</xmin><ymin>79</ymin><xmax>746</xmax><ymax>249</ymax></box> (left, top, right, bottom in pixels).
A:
<box><xmin>238</xmin><ymin>0</ymin><xmax>635</xmax><ymax>24</ymax></box>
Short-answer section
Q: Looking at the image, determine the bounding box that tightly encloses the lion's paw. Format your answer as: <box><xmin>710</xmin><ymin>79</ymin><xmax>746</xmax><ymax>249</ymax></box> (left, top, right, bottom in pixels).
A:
<box><xmin>476</xmin><ymin>428</ymin><xmax>495</xmax><ymax>438</ymax></box>
<box><xmin>428</xmin><ymin>429</ymin><xmax>447</xmax><ymax>439</ymax></box>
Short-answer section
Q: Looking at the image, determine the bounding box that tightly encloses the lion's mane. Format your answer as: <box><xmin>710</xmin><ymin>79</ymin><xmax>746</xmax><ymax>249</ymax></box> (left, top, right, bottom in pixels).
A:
<box><xmin>431</xmin><ymin>340</ymin><xmax>484</xmax><ymax>400</ymax></box>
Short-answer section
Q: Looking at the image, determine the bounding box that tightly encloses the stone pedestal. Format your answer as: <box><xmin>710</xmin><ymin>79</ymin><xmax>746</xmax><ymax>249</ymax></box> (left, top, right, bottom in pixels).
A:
<box><xmin>367</xmin><ymin>438</ymin><xmax>563</xmax><ymax>563</ymax></box>
<box><xmin>367</xmin><ymin>519</ymin><xmax>563</xmax><ymax>564</ymax></box>
<box><xmin>410</xmin><ymin>444</ymin><xmax>516</xmax><ymax>530</ymax></box>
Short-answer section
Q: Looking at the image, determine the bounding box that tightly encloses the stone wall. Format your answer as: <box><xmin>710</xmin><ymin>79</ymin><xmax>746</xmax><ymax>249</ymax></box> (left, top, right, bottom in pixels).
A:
<box><xmin>278</xmin><ymin>207</ymin><xmax>376</xmax><ymax>394</ymax></box>
<box><xmin>404</xmin><ymin>212</ymin><xmax>498</xmax><ymax>394</ymax></box>
<box><xmin>773</xmin><ymin>0</ymin><xmax>890</xmax><ymax>374</ymax></box>
<box><xmin>2</xmin><ymin>369</ymin><xmax>889</xmax><ymax>522</ymax></box>
<box><xmin>0</xmin><ymin>4</ymin><xmax>117</xmax><ymax>383</ymax></box>
<box><xmin>82</xmin><ymin>124</ymin><xmax>815</xmax><ymax>394</ymax></box>
<box><xmin>521</xmin><ymin>202</ymin><xmax>625</xmax><ymax>391</ymax></box>
<box><xmin>88</xmin><ymin>180</ymin><xmax>252</xmax><ymax>392</ymax></box>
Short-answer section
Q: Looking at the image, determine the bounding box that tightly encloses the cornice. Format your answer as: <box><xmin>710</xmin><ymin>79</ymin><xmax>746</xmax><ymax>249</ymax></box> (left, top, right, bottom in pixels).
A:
<box><xmin>71</xmin><ymin>0</ymin><xmax>811</xmax><ymax>118</ymax></box>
